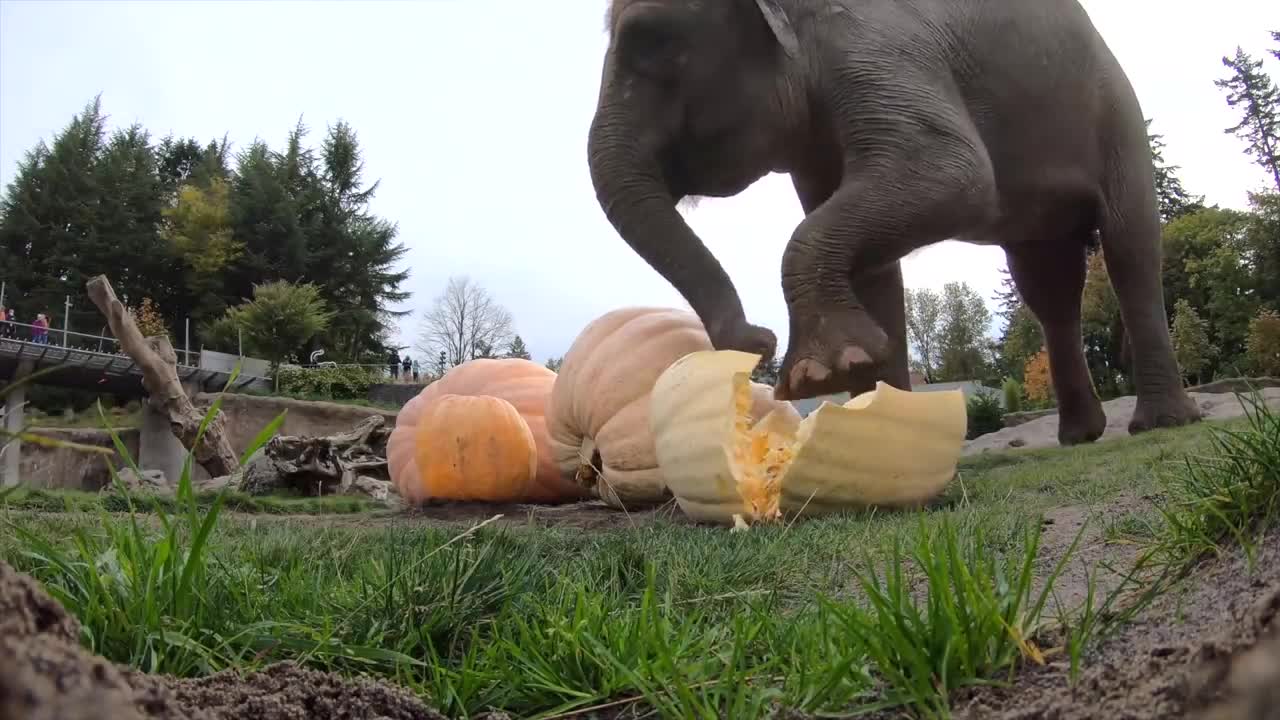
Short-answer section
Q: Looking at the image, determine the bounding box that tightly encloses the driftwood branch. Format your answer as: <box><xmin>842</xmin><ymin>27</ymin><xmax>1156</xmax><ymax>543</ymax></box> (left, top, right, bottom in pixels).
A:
<box><xmin>86</xmin><ymin>274</ymin><xmax>239</xmax><ymax>478</ymax></box>
<box><xmin>243</xmin><ymin>415</ymin><xmax>392</xmax><ymax>496</ymax></box>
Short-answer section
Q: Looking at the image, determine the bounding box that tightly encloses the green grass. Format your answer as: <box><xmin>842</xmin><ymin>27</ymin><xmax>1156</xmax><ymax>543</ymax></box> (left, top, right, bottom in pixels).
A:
<box><xmin>1148</xmin><ymin>387</ymin><xmax>1280</xmax><ymax>571</ymax></box>
<box><xmin>3</xmin><ymin>376</ymin><xmax>1278</xmax><ymax>719</ymax></box>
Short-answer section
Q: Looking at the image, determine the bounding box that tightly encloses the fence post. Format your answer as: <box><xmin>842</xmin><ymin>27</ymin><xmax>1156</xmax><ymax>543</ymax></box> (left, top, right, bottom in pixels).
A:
<box><xmin>63</xmin><ymin>295</ymin><xmax>71</xmax><ymax>347</ymax></box>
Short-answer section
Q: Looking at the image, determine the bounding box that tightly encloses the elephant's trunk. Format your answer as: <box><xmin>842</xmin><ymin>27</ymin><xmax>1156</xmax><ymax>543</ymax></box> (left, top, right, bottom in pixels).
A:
<box><xmin>586</xmin><ymin>95</ymin><xmax>747</xmax><ymax>340</ymax></box>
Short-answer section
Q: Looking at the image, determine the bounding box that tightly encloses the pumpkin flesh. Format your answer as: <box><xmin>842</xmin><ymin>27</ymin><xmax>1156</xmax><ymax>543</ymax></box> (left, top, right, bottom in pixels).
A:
<box><xmin>651</xmin><ymin>350</ymin><xmax>967</xmax><ymax>526</ymax></box>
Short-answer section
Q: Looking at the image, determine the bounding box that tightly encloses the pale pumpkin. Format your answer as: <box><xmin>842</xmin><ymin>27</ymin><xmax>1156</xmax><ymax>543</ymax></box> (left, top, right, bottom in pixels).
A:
<box><xmin>396</xmin><ymin>393</ymin><xmax>538</xmax><ymax>503</ymax></box>
<box><xmin>546</xmin><ymin>307</ymin><xmax>797</xmax><ymax>509</ymax></box>
<box><xmin>387</xmin><ymin>358</ymin><xmax>587</xmax><ymax>503</ymax></box>
<box><xmin>650</xmin><ymin>350</ymin><xmax>967</xmax><ymax>526</ymax></box>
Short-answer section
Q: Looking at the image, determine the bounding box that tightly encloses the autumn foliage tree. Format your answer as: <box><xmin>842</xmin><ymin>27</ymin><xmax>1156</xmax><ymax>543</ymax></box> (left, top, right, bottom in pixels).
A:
<box><xmin>1023</xmin><ymin>349</ymin><xmax>1053</xmax><ymax>407</ymax></box>
<box><xmin>128</xmin><ymin>297</ymin><xmax>168</xmax><ymax>340</ymax></box>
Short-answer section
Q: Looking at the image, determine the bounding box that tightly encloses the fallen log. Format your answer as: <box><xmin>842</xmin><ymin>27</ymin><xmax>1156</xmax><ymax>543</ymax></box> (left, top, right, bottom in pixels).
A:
<box><xmin>86</xmin><ymin>274</ymin><xmax>239</xmax><ymax>479</ymax></box>
<box><xmin>241</xmin><ymin>415</ymin><xmax>393</xmax><ymax>497</ymax></box>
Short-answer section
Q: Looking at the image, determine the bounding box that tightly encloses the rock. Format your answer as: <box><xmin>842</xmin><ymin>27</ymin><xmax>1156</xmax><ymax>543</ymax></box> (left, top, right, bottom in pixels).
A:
<box><xmin>193</xmin><ymin>474</ymin><xmax>236</xmax><ymax>494</ymax></box>
<box><xmin>348</xmin><ymin>476</ymin><xmax>391</xmax><ymax>503</ymax></box>
<box><xmin>238</xmin><ymin>455</ymin><xmax>286</xmax><ymax>496</ymax></box>
<box><xmin>108</xmin><ymin>468</ymin><xmax>170</xmax><ymax>496</ymax></box>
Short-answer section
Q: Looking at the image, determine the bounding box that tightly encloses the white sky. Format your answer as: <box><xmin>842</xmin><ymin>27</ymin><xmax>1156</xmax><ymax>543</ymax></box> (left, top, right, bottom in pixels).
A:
<box><xmin>1</xmin><ymin>0</ymin><xmax>1277</xmax><ymax>364</ymax></box>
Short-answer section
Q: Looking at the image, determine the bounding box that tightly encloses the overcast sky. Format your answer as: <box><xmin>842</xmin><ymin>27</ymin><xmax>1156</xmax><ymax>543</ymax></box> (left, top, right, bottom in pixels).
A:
<box><xmin>1</xmin><ymin>0</ymin><xmax>1277</xmax><ymax>365</ymax></box>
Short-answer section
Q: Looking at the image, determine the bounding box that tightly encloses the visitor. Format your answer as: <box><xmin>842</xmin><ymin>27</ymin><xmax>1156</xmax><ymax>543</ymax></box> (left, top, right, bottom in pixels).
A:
<box><xmin>32</xmin><ymin>313</ymin><xmax>49</xmax><ymax>344</ymax></box>
<box><xmin>401</xmin><ymin>355</ymin><xmax>412</xmax><ymax>383</ymax></box>
<box><xmin>387</xmin><ymin>350</ymin><xmax>400</xmax><ymax>380</ymax></box>
<box><xmin>0</xmin><ymin>306</ymin><xmax>11</xmax><ymax>339</ymax></box>
<box><xmin>412</xmin><ymin>358</ymin><xmax>421</xmax><ymax>382</ymax></box>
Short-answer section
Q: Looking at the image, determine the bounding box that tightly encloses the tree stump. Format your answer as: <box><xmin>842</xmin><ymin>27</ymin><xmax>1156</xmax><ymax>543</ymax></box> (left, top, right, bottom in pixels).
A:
<box><xmin>86</xmin><ymin>274</ymin><xmax>239</xmax><ymax>479</ymax></box>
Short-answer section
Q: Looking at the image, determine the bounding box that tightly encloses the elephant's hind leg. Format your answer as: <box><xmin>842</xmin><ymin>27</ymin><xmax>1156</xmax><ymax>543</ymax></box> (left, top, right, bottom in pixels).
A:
<box><xmin>1099</xmin><ymin>162</ymin><xmax>1202</xmax><ymax>434</ymax></box>
<box><xmin>1007</xmin><ymin>236</ymin><xmax>1107</xmax><ymax>447</ymax></box>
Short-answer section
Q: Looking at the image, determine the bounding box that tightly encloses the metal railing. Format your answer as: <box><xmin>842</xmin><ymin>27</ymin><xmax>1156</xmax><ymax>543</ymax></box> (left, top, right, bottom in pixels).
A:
<box><xmin>0</xmin><ymin>319</ymin><xmax>198</xmax><ymax>367</ymax></box>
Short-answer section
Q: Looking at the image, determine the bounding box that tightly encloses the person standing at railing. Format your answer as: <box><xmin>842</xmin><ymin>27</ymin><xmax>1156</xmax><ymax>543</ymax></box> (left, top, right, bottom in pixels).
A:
<box><xmin>0</xmin><ymin>306</ymin><xmax>11</xmax><ymax>339</ymax></box>
<box><xmin>32</xmin><ymin>313</ymin><xmax>49</xmax><ymax>344</ymax></box>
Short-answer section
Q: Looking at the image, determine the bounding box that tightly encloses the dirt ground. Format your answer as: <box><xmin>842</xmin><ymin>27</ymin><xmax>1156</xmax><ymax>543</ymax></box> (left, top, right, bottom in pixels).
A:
<box><xmin>0</xmin><ymin>558</ymin><xmax>511</xmax><ymax>720</ymax></box>
<box><xmin>952</xmin><ymin>527</ymin><xmax>1280</xmax><ymax>720</ymax></box>
<box><xmin>7</xmin><ymin>516</ymin><xmax>1280</xmax><ymax>719</ymax></box>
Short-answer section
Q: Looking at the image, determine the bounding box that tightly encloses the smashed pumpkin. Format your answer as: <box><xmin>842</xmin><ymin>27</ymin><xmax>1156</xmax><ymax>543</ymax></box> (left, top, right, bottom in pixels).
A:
<box><xmin>546</xmin><ymin>307</ymin><xmax>796</xmax><ymax>509</ymax></box>
<box><xmin>649</xmin><ymin>350</ymin><xmax>967</xmax><ymax>526</ymax></box>
<box><xmin>387</xmin><ymin>358</ymin><xmax>587</xmax><ymax>503</ymax></box>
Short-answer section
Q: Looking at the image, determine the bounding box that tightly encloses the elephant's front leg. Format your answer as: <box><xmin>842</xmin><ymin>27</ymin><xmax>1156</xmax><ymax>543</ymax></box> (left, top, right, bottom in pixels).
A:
<box><xmin>776</xmin><ymin>157</ymin><xmax>995</xmax><ymax>401</ymax></box>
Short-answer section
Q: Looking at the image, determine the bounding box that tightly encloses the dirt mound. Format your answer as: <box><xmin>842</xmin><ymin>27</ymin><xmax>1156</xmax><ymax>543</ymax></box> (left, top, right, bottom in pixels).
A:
<box><xmin>0</xmin><ymin>560</ymin><xmax>490</xmax><ymax>720</ymax></box>
<box><xmin>953</xmin><ymin>530</ymin><xmax>1280</xmax><ymax>719</ymax></box>
<box><xmin>965</xmin><ymin>387</ymin><xmax>1280</xmax><ymax>455</ymax></box>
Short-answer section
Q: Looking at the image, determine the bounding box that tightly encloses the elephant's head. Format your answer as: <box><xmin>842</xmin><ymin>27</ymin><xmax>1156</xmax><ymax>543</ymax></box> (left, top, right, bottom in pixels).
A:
<box><xmin>587</xmin><ymin>0</ymin><xmax>804</xmax><ymax>363</ymax></box>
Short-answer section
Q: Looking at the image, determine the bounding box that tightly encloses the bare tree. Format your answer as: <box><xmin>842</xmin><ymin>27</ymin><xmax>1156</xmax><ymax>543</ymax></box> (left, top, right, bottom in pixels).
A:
<box><xmin>416</xmin><ymin>275</ymin><xmax>515</xmax><ymax>367</ymax></box>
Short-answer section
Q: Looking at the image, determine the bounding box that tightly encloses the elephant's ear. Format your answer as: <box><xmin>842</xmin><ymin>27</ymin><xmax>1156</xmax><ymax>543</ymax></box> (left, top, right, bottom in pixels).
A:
<box><xmin>754</xmin><ymin>0</ymin><xmax>799</xmax><ymax>58</ymax></box>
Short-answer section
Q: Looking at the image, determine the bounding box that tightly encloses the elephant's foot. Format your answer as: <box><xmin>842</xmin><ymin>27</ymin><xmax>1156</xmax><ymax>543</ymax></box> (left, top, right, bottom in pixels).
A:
<box><xmin>1058</xmin><ymin>400</ymin><xmax>1107</xmax><ymax>447</ymax></box>
<box><xmin>776</xmin><ymin>309</ymin><xmax>889</xmax><ymax>401</ymax></box>
<box><xmin>1128</xmin><ymin>390</ymin><xmax>1202</xmax><ymax>435</ymax></box>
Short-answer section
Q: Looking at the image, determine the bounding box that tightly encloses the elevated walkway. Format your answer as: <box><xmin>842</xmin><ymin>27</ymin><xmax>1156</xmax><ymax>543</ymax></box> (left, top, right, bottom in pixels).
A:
<box><xmin>1</xmin><ymin>321</ymin><xmax>271</xmax><ymax>486</ymax></box>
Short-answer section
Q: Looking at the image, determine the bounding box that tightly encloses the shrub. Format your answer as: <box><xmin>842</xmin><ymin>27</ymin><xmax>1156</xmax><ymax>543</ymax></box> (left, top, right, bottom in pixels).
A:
<box><xmin>1246</xmin><ymin>308</ymin><xmax>1280</xmax><ymax>377</ymax></box>
<box><xmin>1002</xmin><ymin>378</ymin><xmax>1023</xmax><ymax>413</ymax></box>
<box><xmin>275</xmin><ymin>364</ymin><xmax>379</xmax><ymax>400</ymax></box>
<box><xmin>1023</xmin><ymin>349</ymin><xmax>1054</xmax><ymax>408</ymax></box>
<box><xmin>966</xmin><ymin>390</ymin><xmax>1005</xmax><ymax>440</ymax></box>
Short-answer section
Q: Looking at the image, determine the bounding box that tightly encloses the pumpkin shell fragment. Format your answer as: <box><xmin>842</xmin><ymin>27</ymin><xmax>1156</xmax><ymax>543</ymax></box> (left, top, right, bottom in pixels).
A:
<box><xmin>650</xmin><ymin>349</ymin><xmax>967</xmax><ymax>525</ymax></box>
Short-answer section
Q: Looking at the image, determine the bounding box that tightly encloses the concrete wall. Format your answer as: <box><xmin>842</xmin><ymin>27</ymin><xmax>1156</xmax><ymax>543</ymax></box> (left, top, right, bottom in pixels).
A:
<box><xmin>366</xmin><ymin>383</ymin><xmax>427</xmax><ymax>408</ymax></box>
<box><xmin>23</xmin><ymin>393</ymin><xmax>398</xmax><ymax>489</ymax></box>
<box><xmin>199</xmin><ymin>349</ymin><xmax>272</xmax><ymax>378</ymax></box>
<box><xmin>20</xmin><ymin>427</ymin><xmax>141</xmax><ymax>491</ymax></box>
<box><xmin>190</xmin><ymin>393</ymin><xmax>398</xmax><ymax>455</ymax></box>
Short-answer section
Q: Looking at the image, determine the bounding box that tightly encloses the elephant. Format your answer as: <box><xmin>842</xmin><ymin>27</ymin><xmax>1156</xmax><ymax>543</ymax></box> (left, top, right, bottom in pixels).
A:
<box><xmin>585</xmin><ymin>0</ymin><xmax>1203</xmax><ymax>446</ymax></box>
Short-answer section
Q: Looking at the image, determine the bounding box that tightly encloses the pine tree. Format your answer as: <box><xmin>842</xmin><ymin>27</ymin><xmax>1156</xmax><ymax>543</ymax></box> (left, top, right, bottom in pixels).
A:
<box><xmin>1147</xmin><ymin>119</ymin><xmax>1206</xmax><ymax>222</ymax></box>
<box><xmin>0</xmin><ymin>96</ymin><xmax>107</xmax><ymax>328</ymax></box>
<box><xmin>311</xmin><ymin>120</ymin><xmax>410</xmax><ymax>363</ymax></box>
<box><xmin>505</xmin><ymin>335</ymin><xmax>531</xmax><ymax>360</ymax></box>
<box><xmin>94</xmin><ymin>124</ymin><xmax>167</xmax><ymax>322</ymax></box>
<box><xmin>1216</xmin><ymin>47</ymin><xmax>1280</xmax><ymax>191</ymax></box>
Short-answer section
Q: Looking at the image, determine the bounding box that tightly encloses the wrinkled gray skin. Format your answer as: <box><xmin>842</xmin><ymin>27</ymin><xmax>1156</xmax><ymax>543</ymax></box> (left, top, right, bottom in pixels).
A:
<box><xmin>587</xmin><ymin>0</ymin><xmax>1202</xmax><ymax>445</ymax></box>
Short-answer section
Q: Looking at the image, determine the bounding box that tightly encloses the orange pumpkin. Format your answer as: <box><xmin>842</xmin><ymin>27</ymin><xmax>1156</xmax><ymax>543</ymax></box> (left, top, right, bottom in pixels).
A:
<box><xmin>398</xmin><ymin>393</ymin><xmax>538</xmax><ymax>503</ymax></box>
<box><xmin>387</xmin><ymin>358</ymin><xmax>587</xmax><ymax>503</ymax></box>
<box><xmin>546</xmin><ymin>307</ymin><xmax>795</xmax><ymax>509</ymax></box>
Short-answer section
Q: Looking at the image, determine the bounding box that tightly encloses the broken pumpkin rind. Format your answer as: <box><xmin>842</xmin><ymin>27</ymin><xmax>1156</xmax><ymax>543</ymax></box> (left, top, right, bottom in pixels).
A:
<box><xmin>650</xmin><ymin>349</ymin><xmax>967</xmax><ymax>526</ymax></box>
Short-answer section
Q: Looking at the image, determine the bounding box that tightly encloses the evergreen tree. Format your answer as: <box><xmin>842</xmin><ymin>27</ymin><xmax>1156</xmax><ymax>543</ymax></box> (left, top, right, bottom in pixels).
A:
<box><xmin>505</xmin><ymin>335</ymin><xmax>531</xmax><ymax>360</ymax></box>
<box><xmin>750</xmin><ymin>355</ymin><xmax>781</xmax><ymax>386</ymax></box>
<box><xmin>0</xmin><ymin>96</ymin><xmax>107</xmax><ymax>328</ymax></box>
<box><xmin>310</xmin><ymin>120</ymin><xmax>410</xmax><ymax>363</ymax></box>
<box><xmin>1216</xmin><ymin>47</ymin><xmax>1280</xmax><ymax>191</ymax></box>
<box><xmin>1147</xmin><ymin>119</ymin><xmax>1206</xmax><ymax>222</ymax></box>
<box><xmin>992</xmin><ymin>268</ymin><xmax>1044</xmax><ymax>381</ymax></box>
<box><xmin>545</xmin><ymin>356</ymin><xmax>563</xmax><ymax>373</ymax></box>
<box><xmin>93</xmin><ymin>124</ymin><xmax>167</xmax><ymax>322</ymax></box>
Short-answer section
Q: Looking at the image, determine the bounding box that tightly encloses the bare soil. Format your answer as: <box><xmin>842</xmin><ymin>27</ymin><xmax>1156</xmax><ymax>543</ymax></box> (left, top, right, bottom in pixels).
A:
<box><xmin>953</xmin><ymin>528</ymin><xmax>1280</xmax><ymax>720</ymax></box>
<box><xmin>0</xmin><ymin>559</ymin><xmax>507</xmax><ymax>720</ymax></box>
<box><xmin>8</xmin><ymin>517</ymin><xmax>1280</xmax><ymax>719</ymax></box>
